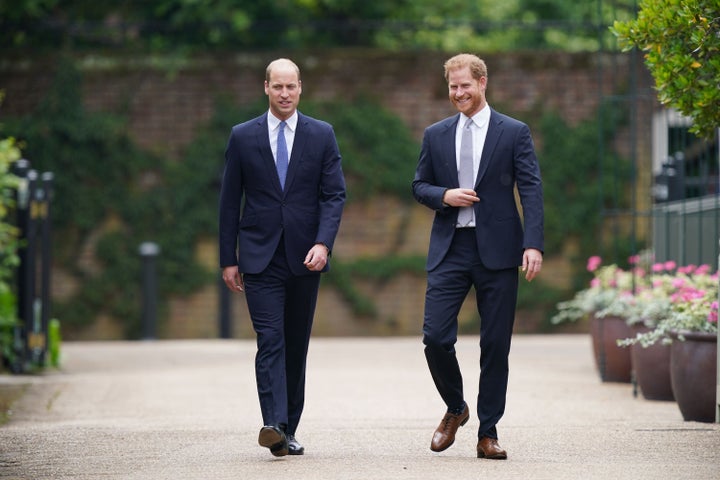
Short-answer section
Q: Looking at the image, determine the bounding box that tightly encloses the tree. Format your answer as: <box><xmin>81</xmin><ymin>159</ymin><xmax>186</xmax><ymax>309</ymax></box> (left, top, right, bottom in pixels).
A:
<box><xmin>2</xmin><ymin>0</ymin><xmax>637</xmax><ymax>53</ymax></box>
<box><xmin>612</xmin><ymin>0</ymin><xmax>720</xmax><ymax>139</ymax></box>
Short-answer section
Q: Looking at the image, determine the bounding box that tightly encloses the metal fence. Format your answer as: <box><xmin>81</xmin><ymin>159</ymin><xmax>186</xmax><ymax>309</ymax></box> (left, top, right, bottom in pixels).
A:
<box><xmin>10</xmin><ymin>159</ymin><xmax>54</xmax><ymax>373</ymax></box>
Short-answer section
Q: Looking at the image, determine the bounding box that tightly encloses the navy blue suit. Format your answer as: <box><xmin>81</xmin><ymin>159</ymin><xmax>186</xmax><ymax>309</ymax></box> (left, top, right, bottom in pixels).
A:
<box><xmin>412</xmin><ymin>109</ymin><xmax>543</xmax><ymax>440</ymax></box>
<box><xmin>219</xmin><ymin>111</ymin><xmax>345</xmax><ymax>435</ymax></box>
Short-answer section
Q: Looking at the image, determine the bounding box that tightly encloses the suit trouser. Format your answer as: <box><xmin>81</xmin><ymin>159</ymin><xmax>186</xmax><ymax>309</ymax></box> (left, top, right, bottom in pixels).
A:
<box><xmin>422</xmin><ymin>228</ymin><xmax>518</xmax><ymax>440</ymax></box>
<box><xmin>243</xmin><ymin>239</ymin><xmax>321</xmax><ymax>435</ymax></box>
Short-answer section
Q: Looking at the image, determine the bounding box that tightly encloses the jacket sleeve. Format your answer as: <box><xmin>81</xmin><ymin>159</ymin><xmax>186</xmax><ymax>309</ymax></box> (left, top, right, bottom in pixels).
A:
<box><xmin>218</xmin><ymin>127</ymin><xmax>243</xmax><ymax>267</ymax></box>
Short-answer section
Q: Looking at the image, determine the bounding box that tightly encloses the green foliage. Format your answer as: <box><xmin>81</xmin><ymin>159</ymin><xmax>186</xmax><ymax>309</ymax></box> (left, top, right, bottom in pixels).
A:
<box><xmin>302</xmin><ymin>97</ymin><xmax>419</xmax><ymax>201</ymax></box>
<box><xmin>0</xmin><ymin>120</ymin><xmax>22</xmax><ymax>369</ymax></box>
<box><xmin>2</xmin><ymin>60</ymin><xmax>422</xmax><ymax>336</ymax></box>
<box><xmin>5</xmin><ymin>60</ymin><xmax>214</xmax><ymax>337</ymax></box>
<box><xmin>47</xmin><ymin>318</ymin><xmax>60</xmax><ymax>367</ymax></box>
<box><xmin>3</xmin><ymin>0</ymin><xmax>637</xmax><ymax>53</ymax></box>
<box><xmin>7</xmin><ymin>62</ymin><xmax>150</xmax><ymax>238</ymax></box>
<box><xmin>612</xmin><ymin>0</ymin><xmax>720</xmax><ymax>139</ymax></box>
<box><xmin>0</xmin><ymin>289</ymin><xmax>19</xmax><ymax>370</ymax></box>
<box><xmin>191</xmin><ymin>94</ymin><xmax>421</xmax><ymax>204</ymax></box>
<box><xmin>0</xmin><ymin>134</ymin><xmax>21</xmax><ymax>296</ymax></box>
<box><xmin>1</xmin><ymin>55</ymin><xmax>634</xmax><ymax>335</ymax></box>
<box><xmin>179</xmin><ymin>95</ymin><xmax>420</xmax><ymax>319</ymax></box>
<box><xmin>323</xmin><ymin>255</ymin><xmax>427</xmax><ymax>318</ymax></box>
<box><xmin>538</xmin><ymin>108</ymin><xmax>633</xmax><ymax>275</ymax></box>
<box><xmin>516</xmin><ymin>278</ymin><xmax>571</xmax><ymax>331</ymax></box>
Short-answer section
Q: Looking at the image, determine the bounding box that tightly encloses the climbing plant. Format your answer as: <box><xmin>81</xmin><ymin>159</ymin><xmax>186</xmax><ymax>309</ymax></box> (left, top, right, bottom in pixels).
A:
<box><xmin>3</xmin><ymin>58</ymin><xmax>635</xmax><ymax>334</ymax></box>
<box><xmin>4</xmin><ymin>61</ymin><xmax>212</xmax><ymax>337</ymax></box>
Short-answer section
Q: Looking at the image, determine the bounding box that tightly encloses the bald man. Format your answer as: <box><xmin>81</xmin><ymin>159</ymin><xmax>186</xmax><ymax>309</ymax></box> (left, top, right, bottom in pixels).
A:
<box><xmin>219</xmin><ymin>58</ymin><xmax>346</xmax><ymax>456</ymax></box>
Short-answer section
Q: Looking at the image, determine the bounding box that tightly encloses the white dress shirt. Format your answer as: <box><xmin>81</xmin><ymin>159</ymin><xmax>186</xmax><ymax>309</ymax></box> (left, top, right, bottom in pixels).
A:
<box><xmin>454</xmin><ymin>104</ymin><xmax>490</xmax><ymax>227</ymax></box>
<box><xmin>268</xmin><ymin>111</ymin><xmax>297</xmax><ymax>165</ymax></box>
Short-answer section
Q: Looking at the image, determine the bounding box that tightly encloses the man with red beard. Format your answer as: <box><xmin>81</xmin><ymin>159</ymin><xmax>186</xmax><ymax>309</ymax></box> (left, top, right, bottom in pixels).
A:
<box><xmin>412</xmin><ymin>53</ymin><xmax>544</xmax><ymax>459</ymax></box>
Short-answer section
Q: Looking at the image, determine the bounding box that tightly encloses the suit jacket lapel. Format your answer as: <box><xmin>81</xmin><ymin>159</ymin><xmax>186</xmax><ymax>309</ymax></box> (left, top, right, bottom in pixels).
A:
<box><xmin>255</xmin><ymin>112</ymin><xmax>285</xmax><ymax>193</ymax></box>
<box><xmin>283</xmin><ymin>113</ymin><xmax>307</xmax><ymax>194</ymax></box>
<box><xmin>475</xmin><ymin>109</ymin><xmax>503</xmax><ymax>186</ymax></box>
<box><xmin>443</xmin><ymin>114</ymin><xmax>461</xmax><ymax>188</ymax></box>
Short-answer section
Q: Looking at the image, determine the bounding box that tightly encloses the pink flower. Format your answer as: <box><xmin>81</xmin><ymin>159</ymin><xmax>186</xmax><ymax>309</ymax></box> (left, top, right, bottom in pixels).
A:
<box><xmin>663</xmin><ymin>260</ymin><xmax>677</xmax><ymax>271</ymax></box>
<box><xmin>671</xmin><ymin>278</ymin><xmax>686</xmax><ymax>289</ymax></box>
<box><xmin>587</xmin><ymin>256</ymin><xmax>602</xmax><ymax>272</ymax></box>
<box><xmin>628</xmin><ymin>255</ymin><xmax>639</xmax><ymax>265</ymax></box>
<box><xmin>590</xmin><ymin>278</ymin><xmax>600</xmax><ymax>288</ymax></box>
<box><xmin>651</xmin><ymin>263</ymin><xmax>665</xmax><ymax>272</ymax></box>
<box><xmin>709</xmin><ymin>302</ymin><xmax>719</xmax><ymax>324</ymax></box>
<box><xmin>695</xmin><ymin>264</ymin><xmax>711</xmax><ymax>275</ymax></box>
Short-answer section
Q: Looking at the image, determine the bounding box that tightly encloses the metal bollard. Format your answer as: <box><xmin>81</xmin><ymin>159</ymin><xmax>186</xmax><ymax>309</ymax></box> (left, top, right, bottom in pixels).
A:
<box><xmin>139</xmin><ymin>242</ymin><xmax>160</xmax><ymax>340</ymax></box>
<box><xmin>39</xmin><ymin>172</ymin><xmax>54</xmax><ymax>366</ymax></box>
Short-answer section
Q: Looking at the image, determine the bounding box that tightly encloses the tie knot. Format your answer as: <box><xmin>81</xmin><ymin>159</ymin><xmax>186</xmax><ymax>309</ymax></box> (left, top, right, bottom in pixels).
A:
<box><xmin>465</xmin><ymin>118</ymin><xmax>473</xmax><ymax>130</ymax></box>
<box><xmin>279</xmin><ymin>121</ymin><xmax>286</xmax><ymax>131</ymax></box>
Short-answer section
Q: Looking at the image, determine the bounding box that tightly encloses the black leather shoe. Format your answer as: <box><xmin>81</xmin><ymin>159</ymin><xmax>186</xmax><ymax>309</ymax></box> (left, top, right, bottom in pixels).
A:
<box><xmin>286</xmin><ymin>434</ymin><xmax>304</xmax><ymax>455</ymax></box>
<box><xmin>258</xmin><ymin>425</ymin><xmax>288</xmax><ymax>457</ymax></box>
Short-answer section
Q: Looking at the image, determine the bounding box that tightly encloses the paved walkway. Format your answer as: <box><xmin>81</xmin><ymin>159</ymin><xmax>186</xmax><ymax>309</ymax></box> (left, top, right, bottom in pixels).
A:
<box><xmin>0</xmin><ymin>335</ymin><xmax>718</xmax><ymax>479</ymax></box>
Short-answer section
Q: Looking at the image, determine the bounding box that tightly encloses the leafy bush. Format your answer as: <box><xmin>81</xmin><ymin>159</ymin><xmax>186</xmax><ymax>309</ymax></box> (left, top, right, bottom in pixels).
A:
<box><xmin>612</xmin><ymin>0</ymin><xmax>720</xmax><ymax>139</ymax></box>
<box><xmin>0</xmin><ymin>126</ymin><xmax>21</xmax><ymax>369</ymax></box>
<box><xmin>538</xmin><ymin>108</ymin><xmax>635</xmax><ymax>287</ymax></box>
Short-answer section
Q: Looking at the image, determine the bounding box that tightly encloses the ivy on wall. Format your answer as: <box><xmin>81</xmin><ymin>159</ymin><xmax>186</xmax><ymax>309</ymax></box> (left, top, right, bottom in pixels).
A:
<box><xmin>3</xmin><ymin>59</ymin><xmax>635</xmax><ymax>336</ymax></box>
<box><xmin>538</xmin><ymin>106</ymin><xmax>636</xmax><ymax>290</ymax></box>
<box><xmin>3</xmin><ymin>61</ymin><xmax>425</xmax><ymax>336</ymax></box>
<box><xmin>182</xmin><ymin>95</ymin><xmax>425</xmax><ymax>319</ymax></box>
<box><xmin>6</xmin><ymin>61</ymin><xmax>213</xmax><ymax>337</ymax></box>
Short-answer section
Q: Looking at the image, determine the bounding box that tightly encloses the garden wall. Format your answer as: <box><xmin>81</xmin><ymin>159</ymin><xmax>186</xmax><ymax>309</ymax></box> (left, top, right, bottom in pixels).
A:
<box><xmin>0</xmin><ymin>49</ymin><xmax>647</xmax><ymax>339</ymax></box>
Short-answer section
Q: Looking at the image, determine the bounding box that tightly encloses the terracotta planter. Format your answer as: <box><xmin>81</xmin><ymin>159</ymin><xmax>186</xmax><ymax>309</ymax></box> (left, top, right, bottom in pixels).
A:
<box><xmin>670</xmin><ymin>331</ymin><xmax>718</xmax><ymax>423</ymax></box>
<box><xmin>630</xmin><ymin>324</ymin><xmax>674</xmax><ymax>401</ymax></box>
<box><xmin>590</xmin><ymin>314</ymin><xmax>632</xmax><ymax>383</ymax></box>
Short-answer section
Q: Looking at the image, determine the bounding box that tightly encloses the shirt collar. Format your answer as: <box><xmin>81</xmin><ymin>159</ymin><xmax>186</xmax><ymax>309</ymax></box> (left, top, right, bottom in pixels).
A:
<box><xmin>268</xmin><ymin>111</ymin><xmax>298</xmax><ymax>132</ymax></box>
<box><xmin>462</xmin><ymin>104</ymin><xmax>490</xmax><ymax>129</ymax></box>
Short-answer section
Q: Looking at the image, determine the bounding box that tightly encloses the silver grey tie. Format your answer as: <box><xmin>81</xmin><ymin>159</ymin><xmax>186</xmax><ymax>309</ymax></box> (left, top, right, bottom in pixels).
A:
<box><xmin>457</xmin><ymin>118</ymin><xmax>474</xmax><ymax>227</ymax></box>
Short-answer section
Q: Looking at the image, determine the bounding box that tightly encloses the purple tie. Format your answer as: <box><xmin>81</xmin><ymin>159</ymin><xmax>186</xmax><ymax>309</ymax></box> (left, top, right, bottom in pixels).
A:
<box><xmin>276</xmin><ymin>121</ymin><xmax>288</xmax><ymax>189</ymax></box>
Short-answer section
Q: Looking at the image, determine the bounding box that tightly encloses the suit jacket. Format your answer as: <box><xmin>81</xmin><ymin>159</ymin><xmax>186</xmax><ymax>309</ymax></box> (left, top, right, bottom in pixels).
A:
<box><xmin>219</xmin><ymin>111</ymin><xmax>346</xmax><ymax>276</ymax></box>
<box><xmin>412</xmin><ymin>109</ymin><xmax>543</xmax><ymax>272</ymax></box>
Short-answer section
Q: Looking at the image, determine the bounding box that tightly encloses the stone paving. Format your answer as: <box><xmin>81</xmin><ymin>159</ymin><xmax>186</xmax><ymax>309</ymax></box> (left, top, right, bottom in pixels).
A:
<box><xmin>0</xmin><ymin>335</ymin><xmax>718</xmax><ymax>479</ymax></box>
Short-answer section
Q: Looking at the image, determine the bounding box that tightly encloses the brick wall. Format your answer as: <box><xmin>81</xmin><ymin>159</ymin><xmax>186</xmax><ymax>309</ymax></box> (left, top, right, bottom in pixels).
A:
<box><xmin>0</xmin><ymin>50</ymin><xmax>644</xmax><ymax>339</ymax></box>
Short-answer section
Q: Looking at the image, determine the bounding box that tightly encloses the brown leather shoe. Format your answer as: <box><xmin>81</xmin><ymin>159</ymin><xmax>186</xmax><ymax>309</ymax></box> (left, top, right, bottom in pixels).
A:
<box><xmin>430</xmin><ymin>404</ymin><xmax>470</xmax><ymax>452</ymax></box>
<box><xmin>477</xmin><ymin>436</ymin><xmax>507</xmax><ymax>459</ymax></box>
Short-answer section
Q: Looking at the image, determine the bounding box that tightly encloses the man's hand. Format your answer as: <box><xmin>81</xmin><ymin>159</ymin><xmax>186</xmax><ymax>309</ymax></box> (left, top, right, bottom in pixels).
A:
<box><xmin>443</xmin><ymin>188</ymin><xmax>480</xmax><ymax>207</ymax></box>
<box><xmin>304</xmin><ymin>244</ymin><xmax>329</xmax><ymax>271</ymax></box>
<box><xmin>222</xmin><ymin>265</ymin><xmax>244</xmax><ymax>292</ymax></box>
<box><xmin>521</xmin><ymin>248</ymin><xmax>543</xmax><ymax>282</ymax></box>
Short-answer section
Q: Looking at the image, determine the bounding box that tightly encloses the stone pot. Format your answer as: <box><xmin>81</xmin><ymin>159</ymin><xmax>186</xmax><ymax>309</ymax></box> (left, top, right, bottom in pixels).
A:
<box><xmin>669</xmin><ymin>331</ymin><xmax>718</xmax><ymax>423</ymax></box>
<box><xmin>590</xmin><ymin>314</ymin><xmax>632</xmax><ymax>383</ymax></box>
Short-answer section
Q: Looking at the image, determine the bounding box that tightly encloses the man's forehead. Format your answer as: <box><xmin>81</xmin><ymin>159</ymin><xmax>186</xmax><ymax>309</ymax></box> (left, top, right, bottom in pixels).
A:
<box><xmin>269</xmin><ymin>78</ymin><xmax>299</xmax><ymax>85</ymax></box>
<box><xmin>269</xmin><ymin>72</ymin><xmax>299</xmax><ymax>84</ymax></box>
